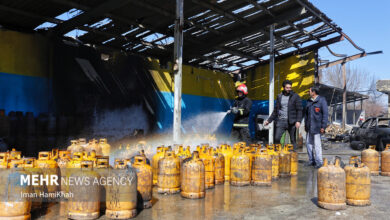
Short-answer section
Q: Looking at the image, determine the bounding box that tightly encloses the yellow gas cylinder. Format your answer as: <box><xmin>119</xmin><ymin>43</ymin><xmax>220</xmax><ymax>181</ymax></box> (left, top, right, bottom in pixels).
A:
<box><xmin>86</xmin><ymin>150</ymin><xmax>97</xmax><ymax>167</ymax></box>
<box><xmin>35</xmin><ymin>151</ymin><xmax>60</xmax><ymax>195</ymax></box>
<box><xmin>57</xmin><ymin>151</ymin><xmax>71</xmax><ymax>194</ymax></box>
<box><xmin>266</xmin><ymin>144</ymin><xmax>280</xmax><ymax>180</ymax></box>
<box><xmin>51</xmin><ymin>148</ymin><xmax>59</xmax><ymax>160</ymax></box>
<box><xmin>180</xmin><ymin>151</ymin><xmax>205</xmax><ymax>199</ymax></box>
<box><xmin>344</xmin><ymin>156</ymin><xmax>371</xmax><ymax>206</ymax></box>
<box><xmin>67</xmin><ymin>152</ymin><xmax>83</xmax><ymax>168</ymax></box>
<box><xmin>380</xmin><ymin>144</ymin><xmax>390</xmax><ymax>176</ymax></box>
<box><xmin>67</xmin><ymin>140</ymin><xmax>83</xmax><ymax>156</ymax></box>
<box><xmin>175</xmin><ymin>145</ymin><xmax>184</xmax><ymax>156</ymax></box>
<box><xmin>99</xmin><ymin>138</ymin><xmax>111</xmax><ymax>157</ymax></box>
<box><xmin>252</xmin><ymin>149</ymin><xmax>272</xmax><ymax>186</ymax></box>
<box><xmin>66</xmin><ymin>152</ymin><xmax>84</xmax><ymax>194</ymax></box>
<box><xmin>106</xmin><ymin>160</ymin><xmax>137</xmax><ymax>219</ymax></box>
<box><xmin>133</xmin><ymin>156</ymin><xmax>153</xmax><ymax>208</ymax></box>
<box><xmin>95</xmin><ymin>156</ymin><xmax>109</xmax><ymax>213</ymax></box>
<box><xmin>0</xmin><ymin>161</ymin><xmax>32</xmax><ymax>220</ymax></box>
<box><xmin>152</xmin><ymin>147</ymin><xmax>165</xmax><ymax>185</ymax></box>
<box><xmin>221</xmin><ymin>145</ymin><xmax>233</xmax><ymax>182</ymax></box>
<box><xmin>213</xmin><ymin>151</ymin><xmax>225</xmax><ymax>185</ymax></box>
<box><xmin>196</xmin><ymin>145</ymin><xmax>201</xmax><ymax>152</ymax></box>
<box><xmin>157</xmin><ymin>151</ymin><xmax>180</xmax><ymax>194</ymax></box>
<box><xmin>58</xmin><ymin>150</ymin><xmax>71</xmax><ymax>168</ymax></box>
<box><xmin>287</xmin><ymin>144</ymin><xmax>298</xmax><ymax>176</ymax></box>
<box><xmin>7</xmin><ymin>158</ymin><xmax>24</xmax><ymax>169</ymax></box>
<box><xmin>317</xmin><ymin>157</ymin><xmax>346</xmax><ymax>210</ymax></box>
<box><xmin>200</xmin><ymin>149</ymin><xmax>215</xmax><ymax>189</ymax></box>
<box><xmin>361</xmin><ymin>145</ymin><xmax>380</xmax><ymax>175</ymax></box>
<box><xmin>0</xmin><ymin>152</ymin><xmax>8</xmax><ymax>168</ymax></box>
<box><xmin>9</xmin><ymin>148</ymin><xmax>21</xmax><ymax>160</ymax></box>
<box><xmin>68</xmin><ymin>161</ymin><xmax>100</xmax><ymax>220</ymax></box>
<box><xmin>230</xmin><ymin>149</ymin><xmax>251</xmax><ymax>186</ymax></box>
<box><xmin>22</xmin><ymin>157</ymin><xmax>44</xmax><ymax>211</ymax></box>
<box><xmin>244</xmin><ymin>147</ymin><xmax>256</xmax><ymax>176</ymax></box>
<box><xmin>279</xmin><ymin>145</ymin><xmax>291</xmax><ymax>177</ymax></box>
<box><xmin>184</xmin><ymin>146</ymin><xmax>191</xmax><ymax>158</ymax></box>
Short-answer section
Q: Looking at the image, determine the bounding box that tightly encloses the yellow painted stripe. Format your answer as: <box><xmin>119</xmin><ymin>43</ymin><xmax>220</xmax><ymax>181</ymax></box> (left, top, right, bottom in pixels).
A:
<box><xmin>0</xmin><ymin>30</ymin><xmax>50</xmax><ymax>78</ymax></box>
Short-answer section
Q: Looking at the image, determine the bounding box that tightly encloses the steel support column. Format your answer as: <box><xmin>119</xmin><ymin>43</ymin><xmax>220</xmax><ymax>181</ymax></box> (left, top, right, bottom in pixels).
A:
<box><xmin>173</xmin><ymin>0</ymin><xmax>184</xmax><ymax>142</ymax></box>
<box><xmin>269</xmin><ymin>24</ymin><xmax>275</xmax><ymax>144</ymax></box>
<box><xmin>342</xmin><ymin>62</ymin><xmax>346</xmax><ymax>130</ymax></box>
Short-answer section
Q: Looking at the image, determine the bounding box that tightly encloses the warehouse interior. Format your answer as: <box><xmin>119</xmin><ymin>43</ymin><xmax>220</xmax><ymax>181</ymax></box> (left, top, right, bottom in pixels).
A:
<box><xmin>1</xmin><ymin>0</ymin><xmax>389</xmax><ymax>219</ymax></box>
<box><xmin>0</xmin><ymin>0</ymin><xmax>356</xmax><ymax>151</ymax></box>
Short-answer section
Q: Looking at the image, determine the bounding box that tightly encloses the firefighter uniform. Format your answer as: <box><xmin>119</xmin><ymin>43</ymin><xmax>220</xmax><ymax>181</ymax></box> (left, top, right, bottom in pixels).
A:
<box><xmin>230</xmin><ymin>84</ymin><xmax>252</xmax><ymax>144</ymax></box>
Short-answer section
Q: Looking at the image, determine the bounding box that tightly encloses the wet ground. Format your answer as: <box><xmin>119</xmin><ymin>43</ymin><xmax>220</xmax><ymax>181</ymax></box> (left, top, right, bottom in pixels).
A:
<box><xmin>35</xmin><ymin>143</ymin><xmax>390</xmax><ymax>219</ymax></box>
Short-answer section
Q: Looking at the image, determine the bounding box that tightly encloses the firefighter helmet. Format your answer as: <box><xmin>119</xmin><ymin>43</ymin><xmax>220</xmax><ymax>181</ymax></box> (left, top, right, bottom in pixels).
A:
<box><xmin>236</xmin><ymin>84</ymin><xmax>248</xmax><ymax>95</ymax></box>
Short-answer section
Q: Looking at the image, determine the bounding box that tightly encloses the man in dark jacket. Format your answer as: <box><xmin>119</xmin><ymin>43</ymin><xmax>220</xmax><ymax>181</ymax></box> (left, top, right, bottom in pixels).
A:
<box><xmin>264</xmin><ymin>80</ymin><xmax>302</xmax><ymax>151</ymax></box>
<box><xmin>303</xmin><ymin>86</ymin><xmax>328</xmax><ymax>168</ymax></box>
<box><xmin>229</xmin><ymin>84</ymin><xmax>252</xmax><ymax>144</ymax></box>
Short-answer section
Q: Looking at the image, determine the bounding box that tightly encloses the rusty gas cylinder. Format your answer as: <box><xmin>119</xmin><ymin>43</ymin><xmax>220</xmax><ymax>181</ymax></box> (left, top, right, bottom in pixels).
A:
<box><xmin>251</xmin><ymin>149</ymin><xmax>272</xmax><ymax>186</ymax></box>
<box><xmin>200</xmin><ymin>149</ymin><xmax>215</xmax><ymax>189</ymax></box>
<box><xmin>381</xmin><ymin>144</ymin><xmax>390</xmax><ymax>176</ymax></box>
<box><xmin>68</xmin><ymin>161</ymin><xmax>100</xmax><ymax>220</ymax></box>
<box><xmin>106</xmin><ymin>160</ymin><xmax>137</xmax><ymax>219</ymax></box>
<box><xmin>35</xmin><ymin>151</ymin><xmax>60</xmax><ymax>196</ymax></box>
<box><xmin>344</xmin><ymin>156</ymin><xmax>371</xmax><ymax>206</ymax></box>
<box><xmin>361</xmin><ymin>145</ymin><xmax>380</xmax><ymax>175</ymax></box>
<box><xmin>279</xmin><ymin>145</ymin><xmax>291</xmax><ymax>177</ymax></box>
<box><xmin>133</xmin><ymin>156</ymin><xmax>153</xmax><ymax>209</ymax></box>
<box><xmin>157</xmin><ymin>151</ymin><xmax>180</xmax><ymax>194</ymax></box>
<box><xmin>221</xmin><ymin>145</ymin><xmax>233</xmax><ymax>182</ymax></box>
<box><xmin>58</xmin><ymin>150</ymin><xmax>71</xmax><ymax>193</ymax></box>
<box><xmin>317</xmin><ymin>157</ymin><xmax>346</xmax><ymax>210</ymax></box>
<box><xmin>95</xmin><ymin>156</ymin><xmax>109</xmax><ymax>213</ymax></box>
<box><xmin>22</xmin><ymin>157</ymin><xmax>45</xmax><ymax>211</ymax></box>
<box><xmin>181</xmin><ymin>151</ymin><xmax>205</xmax><ymax>199</ymax></box>
<box><xmin>0</xmin><ymin>162</ymin><xmax>32</xmax><ymax>220</ymax></box>
<box><xmin>267</xmin><ymin>144</ymin><xmax>280</xmax><ymax>180</ymax></box>
<box><xmin>152</xmin><ymin>147</ymin><xmax>165</xmax><ymax>185</ymax></box>
<box><xmin>230</xmin><ymin>149</ymin><xmax>251</xmax><ymax>186</ymax></box>
<box><xmin>213</xmin><ymin>152</ymin><xmax>225</xmax><ymax>184</ymax></box>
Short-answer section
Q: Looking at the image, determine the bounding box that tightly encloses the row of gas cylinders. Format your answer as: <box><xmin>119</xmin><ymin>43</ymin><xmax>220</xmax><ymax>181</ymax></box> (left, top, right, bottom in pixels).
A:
<box><xmin>361</xmin><ymin>145</ymin><xmax>390</xmax><ymax>176</ymax></box>
<box><xmin>317</xmin><ymin>145</ymin><xmax>390</xmax><ymax>211</ymax></box>
<box><xmin>67</xmin><ymin>138</ymin><xmax>111</xmax><ymax>157</ymax></box>
<box><xmin>0</xmin><ymin>148</ymin><xmax>153</xmax><ymax>219</ymax></box>
<box><xmin>152</xmin><ymin>143</ymin><xmax>298</xmax><ymax>199</ymax></box>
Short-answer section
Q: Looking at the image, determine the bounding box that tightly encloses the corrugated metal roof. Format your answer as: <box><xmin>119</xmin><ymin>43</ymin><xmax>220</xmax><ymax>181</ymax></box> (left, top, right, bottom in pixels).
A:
<box><xmin>0</xmin><ymin>0</ymin><xmax>345</xmax><ymax>72</ymax></box>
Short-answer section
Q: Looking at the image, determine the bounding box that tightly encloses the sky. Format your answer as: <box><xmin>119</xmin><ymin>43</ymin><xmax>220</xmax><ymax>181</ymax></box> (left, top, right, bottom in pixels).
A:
<box><xmin>310</xmin><ymin>0</ymin><xmax>390</xmax><ymax>81</ymax></box>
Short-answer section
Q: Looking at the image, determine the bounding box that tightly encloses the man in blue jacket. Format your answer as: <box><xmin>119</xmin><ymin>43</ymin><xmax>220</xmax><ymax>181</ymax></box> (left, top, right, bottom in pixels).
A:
<box><xmin>303</xmin><ymin>86</ymin><xmax>328</xmax><ymax>168</ymax></box>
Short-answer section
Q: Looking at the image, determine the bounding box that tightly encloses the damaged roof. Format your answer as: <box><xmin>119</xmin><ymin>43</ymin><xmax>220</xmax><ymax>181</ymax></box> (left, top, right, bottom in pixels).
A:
<box><xmin>0</xmin><ymin>0</ymin><xmax>345</xmax><ymax>72</ymax></box>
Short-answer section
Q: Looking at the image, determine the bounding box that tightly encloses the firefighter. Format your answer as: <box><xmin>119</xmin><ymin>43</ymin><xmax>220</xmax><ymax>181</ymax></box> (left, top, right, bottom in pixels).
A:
<box><xmin>228</xmin><ymin>84</ymin><xmax>253</xmax><ymax>144</ymax></box>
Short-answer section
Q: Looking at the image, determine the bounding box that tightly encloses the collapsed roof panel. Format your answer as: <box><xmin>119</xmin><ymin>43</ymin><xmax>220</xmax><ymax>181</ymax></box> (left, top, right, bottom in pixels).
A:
<box><xmin>0</xmin><ymin>0</ymin><xmax>345</xmax><ymax>72</ymax></box>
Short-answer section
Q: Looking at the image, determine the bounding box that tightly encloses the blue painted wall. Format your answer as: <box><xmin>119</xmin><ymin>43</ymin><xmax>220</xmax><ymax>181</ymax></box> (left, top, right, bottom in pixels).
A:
<box><xmin>0</xmin><ymin>72</ymin><xmax>51</xmax><ymax>116</ymax></box>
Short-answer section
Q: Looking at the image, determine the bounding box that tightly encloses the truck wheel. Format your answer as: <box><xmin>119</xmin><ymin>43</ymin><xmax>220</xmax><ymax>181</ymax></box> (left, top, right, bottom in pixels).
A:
<box><xmin>350</xmin><ymin>141</ymin><xmax>365</xmax><ymax>151</ymax></box>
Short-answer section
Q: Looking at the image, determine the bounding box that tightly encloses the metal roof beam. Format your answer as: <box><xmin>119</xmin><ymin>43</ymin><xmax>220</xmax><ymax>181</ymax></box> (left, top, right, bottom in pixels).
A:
<box><xmin>52</xmin><ymin>0</ymin><xmax>131</xmax><ymax>35</ymax></box>
<box><xmin>187</xmin><ymin>6</ymin><xmax>306</xmax><ymax>56</ymax></box>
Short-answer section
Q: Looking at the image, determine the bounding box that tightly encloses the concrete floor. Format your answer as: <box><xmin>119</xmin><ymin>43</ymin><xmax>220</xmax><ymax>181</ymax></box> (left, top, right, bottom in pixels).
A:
<box><xmin>35</xmin><ymin>143</ymin><xmax>390</xmax><ymax>220</ymax></box>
